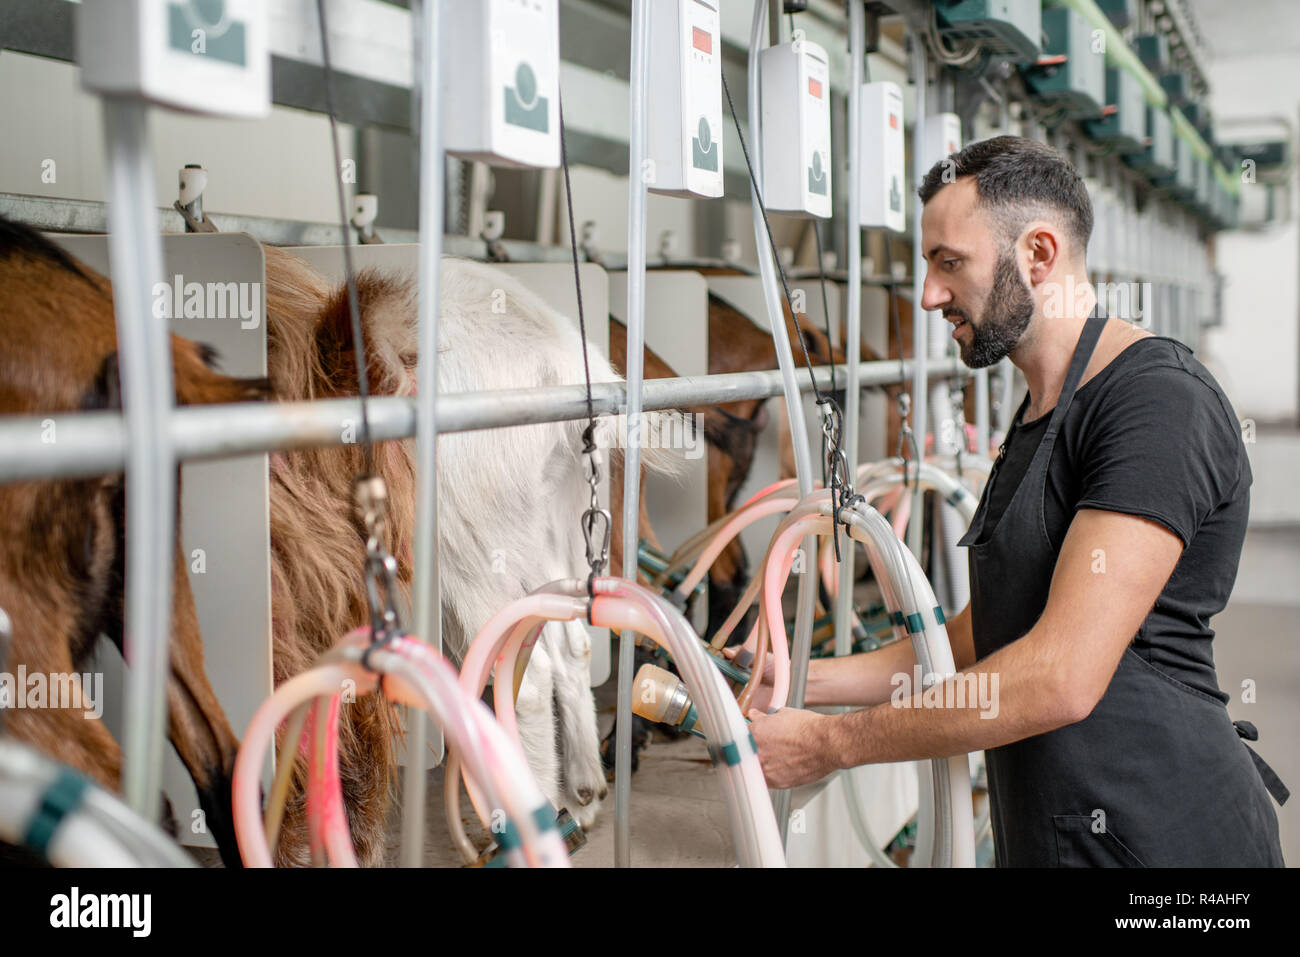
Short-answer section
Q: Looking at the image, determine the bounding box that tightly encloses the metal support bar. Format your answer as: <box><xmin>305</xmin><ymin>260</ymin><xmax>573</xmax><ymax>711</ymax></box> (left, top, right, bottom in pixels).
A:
<box><xmin>0</xmin><ymin>360</ymin><xmax>965</xmax><ymax>484</ymax></box>
<box><xmin>0</xmin><ymin>189</ymin><xmax>611</xmax><ymax>262</ymax></box>
<box><xmin>834</xmin><ymin>1</ymin><xmax>864</xmax><ymax>659</ymax></box>
<box><xmin>614</xmin><ymin>0</ymin><xmax>651</xmax><ymax>869</ymax></box>
<box><xmin>974</xmin><ymin>366</ymin><xmax>990</xmax><ymax>457</ymax></box>
<box><xmin>996</xmin><ymin>356</ymin><xmax>1015</xmax><ymax>436</ymax></box>
<box><xmin>401</xmin><ymin>0</ymin><xmax>443</xmax><ymax>871</ymax></box>
<box><xmin>906</xmin><ymin>37</ymin><xmax>928</xmax><ymax>562</ymax></box>
<box><xmin>747</xmin><ymin>0</ymin><xmax>817</xmax><ymax>845</ymax></box>
<box><xmin>100</xmin><ymin>98</ymin><xmax>174</xmax><ymax>821</ymax></box>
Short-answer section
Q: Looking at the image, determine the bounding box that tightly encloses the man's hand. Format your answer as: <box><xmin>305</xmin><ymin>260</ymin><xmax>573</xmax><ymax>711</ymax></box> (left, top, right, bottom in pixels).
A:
<box><xmin>747</xmin><ymin>707</ymin><xmax>839</xmax><ymax>790</ymax></box>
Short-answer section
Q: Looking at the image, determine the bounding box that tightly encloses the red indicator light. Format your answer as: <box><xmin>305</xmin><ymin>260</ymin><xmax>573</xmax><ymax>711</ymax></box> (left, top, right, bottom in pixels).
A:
<box><xmin>809</xmin><ymin>78</ymin><xmax>823</xmax><ymax>99</ymax></box>
<box><xmin>692</xmin><ymin>27</ymin><xmax>711</xmax><ymax>54</ymax></box>
<box><xmin>889</xmin><ymin>113</ymin><xmax>898</xmax><ymax>129</ymax></box>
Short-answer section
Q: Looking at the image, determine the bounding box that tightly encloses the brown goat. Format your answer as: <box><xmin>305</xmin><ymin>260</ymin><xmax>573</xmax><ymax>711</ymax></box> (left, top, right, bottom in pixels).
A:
<box><xmin>0</xmin><ymin>216</ymin><xmax>266</xmax><ymax>867</ymax></box>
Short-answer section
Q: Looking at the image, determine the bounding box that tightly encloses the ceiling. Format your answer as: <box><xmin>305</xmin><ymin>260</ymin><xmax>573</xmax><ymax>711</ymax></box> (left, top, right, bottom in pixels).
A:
<box><xmin>1185</xmin><ymin>0</ymin><xmax>1300</xmax><ymax>60</ymax></box>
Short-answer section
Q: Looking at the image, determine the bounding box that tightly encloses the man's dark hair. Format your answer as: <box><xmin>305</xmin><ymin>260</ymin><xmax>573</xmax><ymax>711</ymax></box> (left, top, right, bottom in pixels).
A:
<box><xmin>917</xmin><ymin>135</ymin><xmax>1094</xmax><ymax>254</ymax></box>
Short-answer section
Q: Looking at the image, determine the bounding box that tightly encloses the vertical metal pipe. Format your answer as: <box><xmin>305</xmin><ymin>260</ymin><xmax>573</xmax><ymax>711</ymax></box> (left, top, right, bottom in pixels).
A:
<box><xmin>997</xmin><ymin>356</ymin><xmax>1014</xmax><ymax>435</ymax></box>
<box><xmin>101</xmin><ymin>98</ymin><xmax>174</xmax><ymax>819</ymax></box>
<box><xmin>747</xmin><ymin>0</ymin><xmax>816</xmax><ymax>842</ymax></box>
<box><xmin>615</xmin><ymin>0</ymin><xmax>651</xmax><ymax>869</ymax></box>
<box><xmin>402</xmin><ymin>0</ymin><xmax>444</xmax><ymax>869</ymax></box>
<box><xmin>907</xmin><ymin>39</ymin><xmax>928</xmax><ymax>561</ymax></box>
<box><xmin>834</xmin><ymin>2</ymin><xmax>865</xmax><ymax>658</ymax></box>
<box><xmin>974</xmin><ymin>80</ymin><xmax>1015</xmax><ymax>463</ymax></box>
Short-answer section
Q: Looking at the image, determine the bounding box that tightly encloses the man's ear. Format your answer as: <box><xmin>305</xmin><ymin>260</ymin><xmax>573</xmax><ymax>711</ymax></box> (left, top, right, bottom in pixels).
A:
<box><xmin>1024</xmin><ymin>224</ymin><xmax>1062</xmax><ymax>286</ymax></box>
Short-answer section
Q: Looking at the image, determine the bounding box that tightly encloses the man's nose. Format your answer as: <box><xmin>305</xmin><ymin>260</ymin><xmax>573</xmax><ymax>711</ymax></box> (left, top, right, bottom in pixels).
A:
<box><xmin>920</xmin><ymin>270</ymin><xmax>951</xmax><ymax>313</ymax></box>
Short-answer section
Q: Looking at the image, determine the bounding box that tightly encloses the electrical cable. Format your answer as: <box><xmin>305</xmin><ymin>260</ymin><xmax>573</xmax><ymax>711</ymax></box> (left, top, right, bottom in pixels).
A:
<box><xmin>315</xmin><ymin>0</ymin><xmax>375</xmax><ymax>475</ymax></box>
<box><xmin>720</xmin><ymin>70</ymin><xmax>832</xmax><ymax>410</ymax></box>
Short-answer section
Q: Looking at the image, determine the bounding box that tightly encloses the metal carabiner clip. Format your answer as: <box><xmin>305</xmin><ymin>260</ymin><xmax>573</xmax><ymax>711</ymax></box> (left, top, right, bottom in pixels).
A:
<box><xmin>581</xmin><ymin>506</ymin><xmax>612</xmax><ymax>575</ymax></box>
<box><xmin>580</xmin><ymin>505</ymin><xmax>611</xmax><ymax>624</ymax></box>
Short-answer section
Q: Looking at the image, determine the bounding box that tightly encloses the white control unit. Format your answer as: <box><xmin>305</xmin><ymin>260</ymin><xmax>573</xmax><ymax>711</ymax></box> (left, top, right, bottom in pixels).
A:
<box><xmin>859</xmin><ymin>81</ymin><xmax>906</xmax><ymax>232</ymax></box>
<box><xmin>759</xmin><ymin>39</ymin><xmax>832</xmax><ymax>219</ymax></box>
<box><xmin>648</xmin><ymin>0</ymin><xmax>724</xmax><ymax>199</ymax></box>
<box><xmin>78</xmin><ymin>0</ymin><xmax>270</xmax><ymax>116</ymax></box>
<box><xmin>924</xmin><ymin>112</ymin><xmax>963</xmax><ymax>171</ymax></box>
<box><xmin>441</xmin><ymin>0</ymin><xmax>561</xmax><ymax>169</ymax></box>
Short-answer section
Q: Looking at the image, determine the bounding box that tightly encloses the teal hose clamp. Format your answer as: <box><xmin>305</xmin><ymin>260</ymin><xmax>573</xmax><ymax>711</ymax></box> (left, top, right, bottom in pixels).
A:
<box><xmin>24</xmin><ymin>768</ymin><xmax>90</xmax><ymax>859</ymax></box>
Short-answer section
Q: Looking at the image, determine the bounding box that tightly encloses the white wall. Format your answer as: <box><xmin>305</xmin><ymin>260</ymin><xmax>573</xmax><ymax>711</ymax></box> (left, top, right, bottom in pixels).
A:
<box><xmin>1200</xmin><ymin>54</ymin><xmax>1300</xmax><ymax>424</ymax></box>
<box><xmin>0</xmin><ymin>51</ymin><xmax>350</xmax><ymax>225</ymax></box>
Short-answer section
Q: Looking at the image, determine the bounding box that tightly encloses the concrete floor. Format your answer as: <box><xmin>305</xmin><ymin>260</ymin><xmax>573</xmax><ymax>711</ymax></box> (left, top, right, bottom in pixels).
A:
<box><xmin>1206</xmin><ymin>598</ymin><xmax>1299</xmax><ymax>865</ymax></box>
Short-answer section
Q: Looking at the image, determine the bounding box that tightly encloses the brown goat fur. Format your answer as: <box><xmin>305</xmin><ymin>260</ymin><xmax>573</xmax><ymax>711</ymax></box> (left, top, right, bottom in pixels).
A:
<box><xmin>259</xmin><ymin>245</ymin><xmax>409</xmax><ymax>866</ymax></box>
<box><xmin>0</xmin><ymin>218</ymin><xmax>267</xmax><ymax>866</ymax></box>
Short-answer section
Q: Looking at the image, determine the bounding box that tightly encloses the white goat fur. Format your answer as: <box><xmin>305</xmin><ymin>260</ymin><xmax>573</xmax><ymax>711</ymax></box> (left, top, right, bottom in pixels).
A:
<box><xmin>357</xmin><ymin>254</ymin><xmax>675</xmax><ymax>826</ymax></box>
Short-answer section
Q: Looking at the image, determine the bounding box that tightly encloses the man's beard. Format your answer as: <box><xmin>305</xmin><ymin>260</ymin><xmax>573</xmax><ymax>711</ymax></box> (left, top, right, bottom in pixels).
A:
<box><xmin>949</xmin><ymin>250</ymin><xmax>1035</xmax><ymax>369</ymax></box>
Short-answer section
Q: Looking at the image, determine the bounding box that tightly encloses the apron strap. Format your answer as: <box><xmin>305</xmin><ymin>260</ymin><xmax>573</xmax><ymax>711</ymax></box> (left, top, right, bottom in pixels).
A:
<box><xmin>1234</xmin><ymin>721</ymin><xmax>1290</xmax><ymax>805</ymax></box>
<box><xmin>957</xmin><ymin>315</ymin><xmax>1107</xmax><ymax>549</ymax></box>
<box><xmin>1043</xmin><ymin>313</ymin><xmax>1108</xmax><ymax>441</ymax></box>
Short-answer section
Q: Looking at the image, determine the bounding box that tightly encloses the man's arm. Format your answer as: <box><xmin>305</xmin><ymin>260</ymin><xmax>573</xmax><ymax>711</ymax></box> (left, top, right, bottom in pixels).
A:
<box><xmin>750</xmin><ymin>509</ymin><xmax>1184</xmax><ymax>789</ymax></box>
<box><xmin>804</xmin><ymin>602</ymin><xmax>975</xmax><ymax>708</ymax></box>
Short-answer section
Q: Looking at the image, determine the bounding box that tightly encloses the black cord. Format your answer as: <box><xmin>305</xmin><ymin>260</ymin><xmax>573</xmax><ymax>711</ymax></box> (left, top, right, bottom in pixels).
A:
<box><xmin>719</xmin><ymin>68</ymin><xmax>827</xmax><ymax>407</ymax></box>
<box><xmin>811</xmin><ymin>219</ymin><xmax>838</xmax><ymax>491</ymax></box>
<box><xmin>559</xmin><ymin>95</ymin><xmax>605</xmax><ymax>622</ymax></box>
<box><xmin>316</xmin><ymin>0</ymin><xmax>374</xmax><ymax>476</ymax></box>
<box><xmin>811</xmin><ymin>221</ymin><xmax>836</xmax><ymax>397</ymax></box>
<box><xmin>558</xmin><ymin>97</ymin><xmax>595</xmax><ymax>451</ymax></box>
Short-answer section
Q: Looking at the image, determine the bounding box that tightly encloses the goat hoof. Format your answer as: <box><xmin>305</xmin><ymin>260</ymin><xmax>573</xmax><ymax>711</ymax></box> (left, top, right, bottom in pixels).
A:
<box><xmin>576</xmin><ymin>786</ymin><xmax>594</xmax><ymax>806</ymax></box>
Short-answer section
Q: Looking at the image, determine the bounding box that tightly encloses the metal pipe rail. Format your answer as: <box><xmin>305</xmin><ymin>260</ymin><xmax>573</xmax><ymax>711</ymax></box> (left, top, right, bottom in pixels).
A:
<box><xmin>404</xmin><ymin>0</ymin><xmax>444</xmax><ymax>870</ymax></box>
<box><xmin>614</xmin><ymin>0</ymin><xmax>651</xmax><ymax>869</ymax></box>
<box><xmin>747</xmin><ymin>0</ymin><xmax>818</xmax><ymax>845</ymax></box>
<box><xmin>99</xmin><ymin>98</ymin><xmax>174</xmax><ymax>822</ymax></box>
<box><xmin>834</xmin><ymin>0</ymin><xmax>865</xmax><ymax>659</ymax></box>
<box><xmin>0</xmin><ymin>359</ymin><xmax>966</xmax><ymax>484</ymax></box>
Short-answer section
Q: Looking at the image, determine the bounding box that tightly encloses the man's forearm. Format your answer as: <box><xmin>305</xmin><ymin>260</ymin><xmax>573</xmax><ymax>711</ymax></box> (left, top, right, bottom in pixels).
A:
<box><xmin>804</xmin><ymin>637</ymin><xmax>916</xmax><ymax>708</ymax></box>
<box><xmin>819</xmin><ymin>632</ymin><xmax>1081</xmax><ymax>768</ymax></box>
<box><xmin>802</xmin><ymin>601</ymin><xmax>972</xmax><ymax>709</ymax></box>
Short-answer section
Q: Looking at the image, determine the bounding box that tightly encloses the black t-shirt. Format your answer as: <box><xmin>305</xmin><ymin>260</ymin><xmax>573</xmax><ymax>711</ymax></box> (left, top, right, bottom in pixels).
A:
<box><xmin>973</xmin><ymin>335</ymin><xmax>1251</xmax><ymax>703</ymax></box>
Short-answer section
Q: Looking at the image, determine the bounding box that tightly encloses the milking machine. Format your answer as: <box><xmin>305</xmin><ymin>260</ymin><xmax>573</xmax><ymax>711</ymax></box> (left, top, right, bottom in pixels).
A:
<box><xmin>455</xmin><ymin>578</ymin><xmax>786</xmax><ymax>868</ymax></box>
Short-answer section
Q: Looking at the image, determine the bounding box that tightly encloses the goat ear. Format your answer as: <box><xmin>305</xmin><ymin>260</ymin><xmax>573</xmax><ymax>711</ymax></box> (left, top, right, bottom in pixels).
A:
<box><xmin>318</xmin><ymin>271</ymin><xmax>417</xmax><ymax>395</ymax></box>
<box><xmin>172</xmin><ymin>339</ymin><xmax>271</xmax><ymax>406</ymax></box>
<box><xmin>89</xmin><ymin>351</ymin><xmax>123</xmax><ymax>411</ymax></box>
<box><xmin>311</xmin><ymin>285</ymin><xmax>364</xmax><ymax>390</ymax></box>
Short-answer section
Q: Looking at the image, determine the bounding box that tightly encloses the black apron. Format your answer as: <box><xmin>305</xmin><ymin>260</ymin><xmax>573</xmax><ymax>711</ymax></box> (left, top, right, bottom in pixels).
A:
<box><xmin>956</xmin><ymin>314</ymin><xmax>1287</xmax><ymax>867</ymax></box>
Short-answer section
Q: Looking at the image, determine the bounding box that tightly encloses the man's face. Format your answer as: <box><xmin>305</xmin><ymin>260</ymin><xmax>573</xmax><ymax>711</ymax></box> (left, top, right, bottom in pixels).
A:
<box><xmin>920</xmin><ymin>178</ymin><xmax>1035</xmax><ymax>368</ymax></box>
